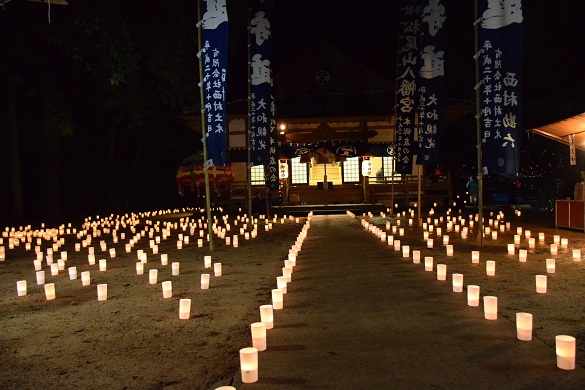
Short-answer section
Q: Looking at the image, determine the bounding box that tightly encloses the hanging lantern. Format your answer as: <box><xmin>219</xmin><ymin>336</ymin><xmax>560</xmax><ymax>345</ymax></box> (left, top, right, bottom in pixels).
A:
<box><xmin>361</xmin><ymin>159</ymin><xmax>372</xmax><ymax>177</ymax></box>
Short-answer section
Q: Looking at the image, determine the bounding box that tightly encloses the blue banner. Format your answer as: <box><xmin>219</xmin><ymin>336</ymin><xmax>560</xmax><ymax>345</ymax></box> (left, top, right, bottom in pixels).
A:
<box><xmin>479</xmin><ymin>0</ymin><xmax>523</xmax><ymax>176</ymax></box>
<box><xmin>417</xmin><ymin>0</ymin><xmax>446</xmax><ymax>166</ymax></box>
<box><xmin>201</xmin><ymin>0</ymin><xmax>228</xmax><ymax>167</ymax></box>
<box><xmin>250</xmin><ymin>0</ymin><xmax>278</xmax><ymax>191</ymax></box>
<box><xmin>395</xmin><ymin>0</ymin><xmax>422</xmax><ymax>174</ymax></box>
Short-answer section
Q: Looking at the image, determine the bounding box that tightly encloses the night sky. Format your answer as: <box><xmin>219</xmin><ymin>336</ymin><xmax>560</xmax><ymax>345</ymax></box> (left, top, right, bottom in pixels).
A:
<box><xmin>1</xmin><ymin>0</ymin><xmax>585</xmax><ymax>224</ymax></box>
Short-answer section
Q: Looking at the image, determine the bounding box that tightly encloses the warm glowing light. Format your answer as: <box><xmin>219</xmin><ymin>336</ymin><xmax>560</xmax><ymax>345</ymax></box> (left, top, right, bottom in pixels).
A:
<box><xmin>555</xmin><ymin>335</ymin><xmax>576</xmax><ymax>370</ymax></box>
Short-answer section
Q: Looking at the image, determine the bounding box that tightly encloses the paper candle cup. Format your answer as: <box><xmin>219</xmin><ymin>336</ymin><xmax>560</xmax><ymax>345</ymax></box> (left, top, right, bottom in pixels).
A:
<box><xmin>486</xmin><ymin>260</ymin><xmax>496</xmax><ymax>276</ymax></box>
<box><xmin>57</xmin><ymin>259</ymin><xmax>65</xmax><ymax>271</ymax></box>
<box><xmin>44</xmin><ymin>283</ymin><xmax>56</xmax><ymax>300</ymax></box>
<box><xmin>161</xmin><ymin>254</ymin><xmax>168</xmax><ymax>265</ymax></box>
<box><xmin>471</xmin><ymin>250</ymin><xmax>480</xmax><ymax>264</ymax></box>
<box><xmin>162</xmin><ymin>280</ymin><xmax>172</xmax><ymax>298</ymax></box>
<box><xmin>204</xmin><ymin>255</ymin><xmax>212</xmax><ymax>268</ymax></box>
<box><xmin>97</xmin><ymin>284</ymin><xmax>107</xmax><ymax>301</ymax></box>
<box><xmin>201</xmin><ymin>273</ymin><xmax>210</xmax><ymax>289</ymax></box>
<box><xmin>467</xmin><ymin>285</ymin><xmax>480</xmax><ymax>306</ymax></box>
<box><xmin>109</xmin><ymin>248</ymin><xmax>116</xmax><ymax>258</ymax></box>
<box><xmin>427</xmin><ymin>239</ymin><xmax>433</xmax><ymax>248</ymax></box>
<box><xmin>81</xmin><ymin>271</ymin><xmax>91</xmax><ymax>286</ymax></box>
<box><xmin>277</xmin><ymin>276</ymin><xmax>287</xmax><ymax>294</ymax></box>
<box><xmin>412</xmin><ymin>250</ymin><xmax>421</xmax><ymax>264</ymax></box>
<box><xmin>535</xmin><ymin>275</ymin><xmax>547</xmax><ymax>293</ymax></box>
<box><xmin>36</xmin><ymin>270</ymin><xmax>45</xmax><ymax>285</ymax></box>
<box><xmin>424</xmin><ymin>257</ymin><xmax>433</xmax><ymax>271</ymax></box>
<box><xmin>68</xmin><ymin>266</ymin><xmax>78</xmax><ymax>280</ymax></box>
<box><xmin>546</xmin><ymin>258</ymin><xmax>555</xmax><ymax>273</ymax></box>
<box><xmin>393</xmin><ymin>240</ymin><xmax>401</xmax><ymax>251</ymax></box>
<box><xmin>436</xmin><ymin>264</ymin><xmax>447</xmax><ymax>281</ymax></box>
<box><xmin>136</xmin><ymin>262</ymin><xmax>144</xmax><ymax>275</ymax></box>
<box><xmin>272</xmin><ymin>288</ymin><xmax>283</xmax><ymax>310</ymax></box>
<box><xmin>402</xmin><ymin>245</ymin><xmax>410</xmax><ymax>258</ymax></box>
<box><xmin>555</xmin><ymin>335</ymin><xmax>576</xmax><ymax>370</ymax></box>
<box><xmin>572</xmin><ymin>249</ymin><xmax>581</xmax><ymax>262</ymax></box>
<box><xmin>452</xmin><ymin>273</ymin><xmax>463</xmax><ymax>292</ymax></box>
<box><xmin>99</xmin><ymin>259</ymin><xmax>107</xmax><ymax>271</ymax></box>
<box><xmin>214</xmin><ymin>263</ymin><xmax>222</xmax><ymax>276</ymax></box>
<box><xmin>483</xmin><ymin>296</ymin><xmax>498</xmax><ymax>320</ymax></box>
<box><xmin>283</xmin><ymin>266</ymin><xmax>292</xmax><ymax>283</ymax></box>
<box><xmin>16</xmin><ymin>280</ymin><xmax>27</xmax><ymax>296</ymax></box>
<box><xmin>550</xmin><ymin>244</ymin><xmax>558</xmax><ymax>256</ymax></box>
<box><xmin>251</xmin><ymin>322</ymin><xmax>267</xmax><ymax>351</ymax></box>
<box><xmin>516</xmin><ymin>312</ymin><xmax>533</xmax><ymax>341</ymax></box>
<box><xmin>259</xmin><ymin>305</ymin><xmax>274</xmax><ymax>329</ymax></box>
<box><xmin>172</xmin><ymin>262</ymin><xmax>180</xmax><ymax>276</ymax></box>
<box><xmin>148</xmin><ymin>269</ymin><xmax>158</xmax><ymax>284</ymax></box>
<box><xmin>507</xmin><ymin>244</ymin><xmax>515</xmax><ymax>255</ymax></box>
<box><xmin>239</xmin><ymin>347</ymin><xmax>259</xmax><ymax>383</ymax></box>
<box><xmin>179</xmin><ymin>298</ymin><xmax>191</xmax><ymax>319</ymax></box>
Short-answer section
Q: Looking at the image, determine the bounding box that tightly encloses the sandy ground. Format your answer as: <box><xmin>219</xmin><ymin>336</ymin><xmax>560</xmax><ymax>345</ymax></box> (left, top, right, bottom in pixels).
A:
<box><xmin>1</xmin><ymin>207</ymin><xmax>585</xmax><ymax>389</ymax></box>
<box><xmin>0</xmin><ymin>211</ymin><xmax>304</xmax><ymax>390</ymax></box>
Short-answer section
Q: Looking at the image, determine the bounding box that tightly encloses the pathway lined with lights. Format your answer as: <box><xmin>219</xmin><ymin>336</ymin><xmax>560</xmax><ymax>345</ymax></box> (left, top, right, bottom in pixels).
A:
<box><xmin>233</xmin><ymin>214</ymin><xmax>585</xmax><ymax>389</ymax></box>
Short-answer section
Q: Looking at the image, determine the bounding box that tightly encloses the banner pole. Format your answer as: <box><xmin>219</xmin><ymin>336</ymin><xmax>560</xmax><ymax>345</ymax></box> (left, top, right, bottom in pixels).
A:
<box><xmin>474</xmin><ymin>0</ymin><xmax>484</xmax><ymax>247</ymax></box>
<box><xmin>246</xmin><ymin>5</ymin><xmax>253</xmax><ymax>222</ymax></box>
<box><xmin>197</xmin><ymin>0</ymin><xmax>214</xmax><ymax>253</ymax></box>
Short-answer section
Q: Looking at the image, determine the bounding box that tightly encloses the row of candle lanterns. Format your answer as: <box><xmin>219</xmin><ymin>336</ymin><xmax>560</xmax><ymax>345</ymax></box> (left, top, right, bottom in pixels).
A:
<box><xmin>361</xmin><ymin>209</ymin><xmax>577</xmax><ymax>370</ymax></box>
<box><xmin>238</xmin><ymin>213</ymin><xmax>312</xmax><ymax>383</ymax></box>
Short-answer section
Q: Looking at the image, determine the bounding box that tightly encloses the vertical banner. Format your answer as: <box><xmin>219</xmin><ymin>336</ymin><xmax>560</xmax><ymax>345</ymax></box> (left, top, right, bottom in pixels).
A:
<box><xmin>479</xmin><ymin>0</ymin><xmax>523</xmax><ymax>175</ymax></box>
<box><xmin>250</xmin><ymin>0</ymin><xmax>278</xmax><ymax>191</ymax></box>
<box><xmin>417</xmin><ymin>0</ymin><xmax>446</xmax><ymax>166</ymax></box>
<box><xmin>395</xmin><ymin>0</ymin><xmax>422</xmax><ymax>174</ymax></box>
<box><xmin>569</xmin><ymin>134</ymin><xmax>576</xmax><ymax>166</ymax></box>
<box><xmin>201</xmin><ymin>0</ymin><xmax>228</xmax><ymax>167</ymax></box>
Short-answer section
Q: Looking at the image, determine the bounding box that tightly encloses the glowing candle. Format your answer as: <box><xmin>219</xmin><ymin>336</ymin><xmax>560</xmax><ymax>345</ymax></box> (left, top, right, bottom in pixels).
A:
<box><xmin>535</xmin><ymin>275</ymin><xmax>547</xmax><ymax>293</ymax></box>
<box><xmin>471</xmin><ymin>250</ymin><xmax>480</xmax><ymax>264</ymax></box>
<box><xmin>393</xmin><ymin>239</ymin><xmax>401</xmax><ymax>251</ymax></box>
<box><xmin>251</xmin><ymin>322</ymin><xmax>267</xmax><ymax>351</ymax></box>
<box><xmin>271</xmin><ymin>288</ymin><xmax>283</xmax><ymax>309</ymax></box>
<box><xmin>572</xmin><ymin>249</ymin><xmax>581</xmax><ymax>262</ymax></box>
<box><xmin>467</xmin><ymin>285</ymin><xmax>480</xmax><ymax>306</ymax></box>
<box><xmin>288</xmin><ymin>253</ymin><xmax>297</xmax><ymax>266</ymax></box>
<box><xmin>149</xmin><ymin>269</ymin><xmax>158</xmax><ymax>284</ymax></box>
<box><xmin>516</xmin><ymin>312</ymin><xmax>533</xmax><ymax>341</ymax></box>
<box><xmin>561</xmin><ymin>238</ymin><xmax>568</xmax><ymax>248</ymax></box>
<box><xmin>443</xmin><ymin>235</ymin><xmax>449</xmax><ymax>245</ymax></box>
<box><xmin>81</xmin><ymin>271</ymin><xmax>91</xmax><ymax>286</ymax></box>
<box><xmin>162</xmin><ymin>280</ymin><xmax>172</xmax><ymax>298</ymax></box>
<box><xmin>172</xmin><ymin>262</ymin><xmax>180</xmax><ymax>276</ymax></box>
<box><xmin>136</xmin><ymin>262</ymin><xmax>144</xmax><ymax>275</ymax></box>
<box><xmin>402</xmin><ymin>245</ymin><xmax>410</xmax><ymax>258</ymax></box>
<box><xmin>283</xmin><ymin>266</ymin><xmax>292</xmax><ymax>283</ymax></box>
<box><xmin>204</xmin><ymin>255</ymin><xmax>212</xmax><ymax>268</ymax></box>
<box><xmin>553</xmin><ymin>235</ymin><xmax>560</xmax><ymax>244</ymax></box>
<box><xmin>483</xmin><ymin>296</ymin><xmax>498</xmax><ymax>320</ymax></box>
<box><xmin>424</xmin><ymin>256</ymin><xmax>433</xmax><ymax>271</ymax></box>
<box><xmin>50</xmin><ymin>263</ymin><xmax>59</xmax><ymax>276</ymax></box>
<box><xmin>44</xmin><ymin>283</ymin><xmax>56</xmax><ymax>300</ymax></box>
<box><xmin>446</xmin><ymin>244</ymin><xmax>453</xmax><ymax>256</ymax></box>
<box><xmin>412</xmin><ymin>250</ymin><xmax>421</xmax><ymax>264</ymax></box>
<box><xmin>176</xmin><ymin>241</ymin><xmax>182</xmax><ymax>249</ymax></box>
<box><xmin>436</xmin><ymin>264</ymin><xmax>447</xmax><ymax>280</ymax></box>
<box><xmin>34</xmin><ymin>259</ymin><xmax>42</xmax><ymax>271</ymax></box>
<box><xmin>36</xmin><ymin>270</ymin><xmax>45</xmax><ymax>285</ymax></box>
<box><xmin>518</xmin><ymin>249</ymin><xmax>527</xmax><ymax>262</ymax></box>
<box><xmin>555</xmin><ymin>335</ymin><xmax>576</xmax><ymax>370</ymax></box>
<box><xmin>514</xmin><ymin>235</ymin><xmax>521</xmax><ymax>245</ymax></box>
<box><xmin>507</xmin><ymin>244</ymin><xmax>515</xmax><ymax>255</ymax></box>
<box><xmin>68</xmin><ymin>266</ymin><xmax>77</xmax><ymax>280</ymax></box>
<box><xmin>546</xmin><ymin>258</ymin><xmax>555</xmax><ymax>273</ymax></box>
<box><xmin>277</xmin><ymin>275</ymin><xmax>287</xmax><ymax>294</ymax></box>
<box><xmin>109</xmin><ymin>248</ymin><xmax>116</xmax><ymax>258</ymax></box>
<box><xmin>452</xmin><ymin>273</ymin><xmax>463</xmax><ymax>292</ymax></box>
<box><xmin>427</xmin><ymin>239</ymin><xmax>433</xmax><ymax>249</ymax></box>
<box><xmin>125</xmin><ymin>244</ymin><xmax>131</xmax><ymax>253</ymax></box>
<box><xmin>485</xmin><ymin>260</ymin><xmax>496</xmax><ymax>276</ymax></box>
<box><xmin>161</xmin><ymin>254</ymin><xmax>168</xmax><ymax>265</ymax></box>
<box><xmin>97</xmin><ymin>284</ymin><xmax>107</xmax><ymax>301</ymax></box>
<box><xmin>259</xmin><ymin>304</ymin><xmax>274</xmax><ymax>329</ymax></box>
<box><xmin>550</xmin><ymin>244</ymin><xmax>558</xmax><ymax>256</ymax></box>
<box><xmin>16</xmin><ymin>280</ymin><xmax>27</xmax><ymax>296</ymax></box>
<box><xmin>179</xmin><ymin>298</ymin><xmax>191</xmax><ymax>319</ymax></box>
<box><xmin>239</xmin><ymin>347</ymin><xmax>259</xmax><ymax>383</ymax></box>
<box><xmin>214</xmin><ymin>263</ymin><xmax>222</xmax><ymax>276</ymax></box>
<box><xmin>201</xmin><ymin>273</ymin><xmax>210</xmax><ymax>289</ymax></box>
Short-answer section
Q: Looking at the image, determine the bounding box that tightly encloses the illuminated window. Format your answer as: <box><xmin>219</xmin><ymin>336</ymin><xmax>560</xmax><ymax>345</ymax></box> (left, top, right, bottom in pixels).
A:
<box><xmin>251</xmin><ymin>165</ymin><xmax>265</xmax><ymax>186</ymax></box>
<box><xmin>291</xmin><ymin>157</ymin><xmax>308</xmax><ymax>184</ymax></box>
<box><xmin>342</xmin><ymin>157</ymin><xmax>360</xmax><ymax>183</ymax></box>
<box><xmin>382</xmin><ymin>156</ymin><xmax>401</xmax><ymax>180</ymax></box>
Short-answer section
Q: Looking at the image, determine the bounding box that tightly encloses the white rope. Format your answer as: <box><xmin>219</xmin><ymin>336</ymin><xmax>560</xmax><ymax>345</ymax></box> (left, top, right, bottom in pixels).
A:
<box><xmin>47</xmin><ymin>0</ymin><xmax>51</xmax><ymax>24</ymax></box>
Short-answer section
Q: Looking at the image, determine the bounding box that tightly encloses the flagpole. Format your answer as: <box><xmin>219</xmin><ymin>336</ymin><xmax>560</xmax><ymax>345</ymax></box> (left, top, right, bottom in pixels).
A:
<box><xmin>246</xmin><ymin>5</ymin><xmax>253</xmax><ymax>221</ymax></box>
<box><xmin>197</xmin><ymin>0</ymin><xmax>214</xmax><ymax>252</ymax></box>
<box><xmin>474</xmin><ymin>0</ymin><xmax>484</xmax><ymax>247</ymax></box>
